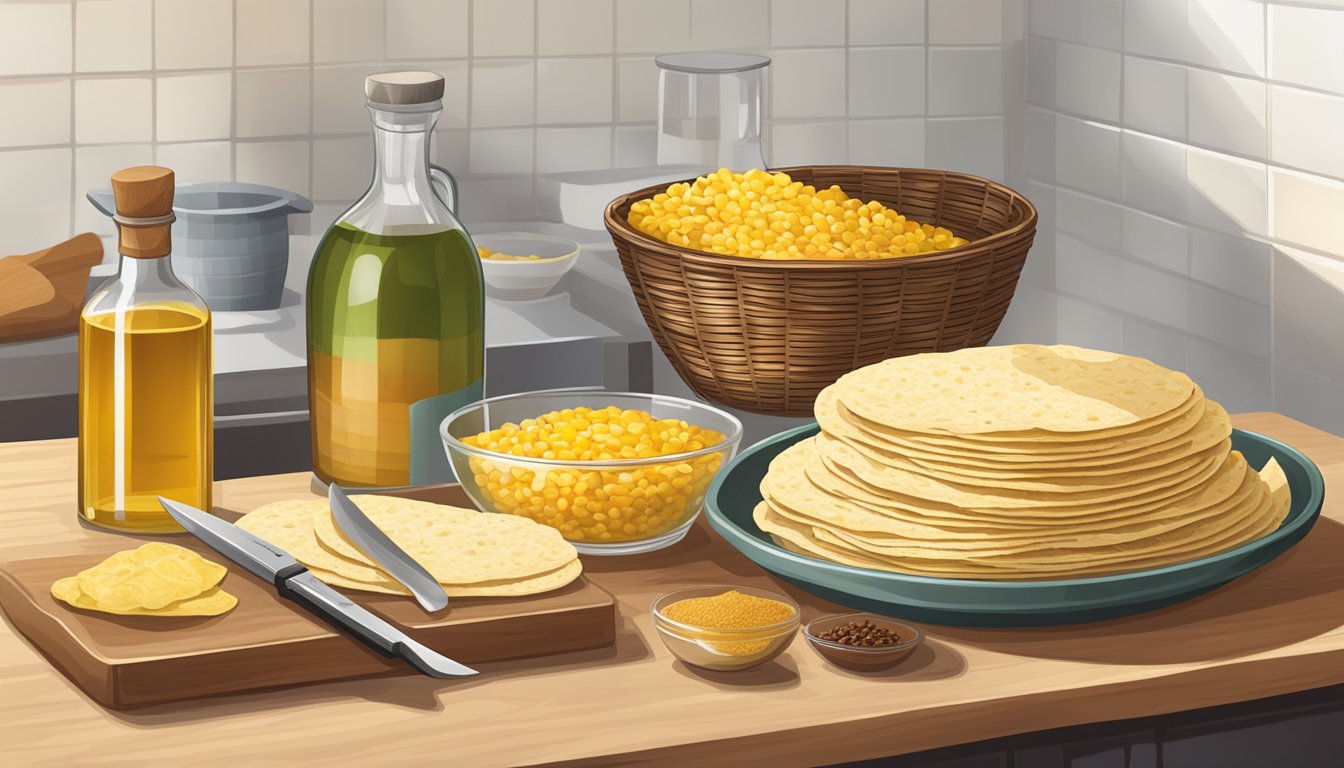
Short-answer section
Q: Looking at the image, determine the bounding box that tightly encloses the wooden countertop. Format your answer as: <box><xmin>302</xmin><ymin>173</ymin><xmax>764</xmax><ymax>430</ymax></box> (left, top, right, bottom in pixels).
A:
<box><xmin>2</xmin><ymin>412</ymin><xmax>1343</xmax><ymax>767</ymax></box>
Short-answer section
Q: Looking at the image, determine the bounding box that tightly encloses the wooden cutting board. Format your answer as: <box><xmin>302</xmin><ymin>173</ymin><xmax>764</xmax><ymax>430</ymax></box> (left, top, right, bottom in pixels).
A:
<box><xmin>0</xmin><ymin>486</ymin><xmax>616</xmax><ymax>709</ymax></box>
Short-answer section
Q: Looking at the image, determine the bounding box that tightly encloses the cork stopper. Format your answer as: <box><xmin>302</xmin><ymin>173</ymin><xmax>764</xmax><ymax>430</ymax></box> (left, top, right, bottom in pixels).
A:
<box><xmin>112</xmin><ymin>165</ymin><xmax>175</xmax><ymax>258</ymax></box>
<box><xmin>365</xmin><ymin>71</ymin><xmax>445</xmax><ymax>107</ymax></box>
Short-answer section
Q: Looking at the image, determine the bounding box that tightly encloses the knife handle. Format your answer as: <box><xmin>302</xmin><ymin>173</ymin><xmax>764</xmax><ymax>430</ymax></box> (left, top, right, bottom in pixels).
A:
<box><xmin>279</xmin><ymin>571</ymin><xmax>479</xmax><ymax>678</ymax></box>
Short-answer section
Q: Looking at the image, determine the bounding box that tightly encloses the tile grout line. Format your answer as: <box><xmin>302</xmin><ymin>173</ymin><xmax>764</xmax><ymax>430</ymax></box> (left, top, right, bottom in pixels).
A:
<box><xmin>840</xmin><ymin>0</ymin><xmax>848</xmax><ymax>164</ymax></box>
<box><xmin>531</xmin><ymin>0</ymin><xmax>539</xmax><ymax>216</ymax></box>
<box><xmin>306</xmin><ymin>0</ymin><xmax>316</xmax><ymax>201</ymax></box>
<box><xmin>231</xmin><ymin>0</ymin><xmax>238</xmax><ymax>182</ymax></box>
<box><xmin>68</xmin><ymin>0</ymin><xmax>76</xmax><ymax>242</ymax></box>
<box><xmin>924</xmin><ymin>0</ymin><xmax>930</xmax><ymax>161</ymax></box>
<box><xmin>609</xmin><ymin>0</ymin><xmax>618</xmax><ymax>169</ymax></box>
<box><xmin>1264</xmin><ymin>0</ymin><xmax>1276</xmax><ymax>409</ymax></box>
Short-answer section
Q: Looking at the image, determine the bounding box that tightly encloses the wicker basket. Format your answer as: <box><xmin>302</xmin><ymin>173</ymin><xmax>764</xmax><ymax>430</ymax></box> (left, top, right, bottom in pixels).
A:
<box><xmin>603</xmin><ymin>166</ymin><xmax>1038</xmax><ymax>416</ymax></box>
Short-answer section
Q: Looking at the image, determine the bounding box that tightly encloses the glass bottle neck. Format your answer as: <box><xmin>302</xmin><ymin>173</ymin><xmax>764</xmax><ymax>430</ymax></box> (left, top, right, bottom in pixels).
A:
<box><xmin>116</xmin><ymin>252</ymin><xmax>178</xmax><ymax>290</ymax></box>
<box><xmin>341</xmin><ymin>105</ymin><xmax>455</xmax><ymax>234</ymax></box>
<box><xmin>372</xmin><ymin>107</ymin><xmax>438</xmax><ymax>202</ymax></box>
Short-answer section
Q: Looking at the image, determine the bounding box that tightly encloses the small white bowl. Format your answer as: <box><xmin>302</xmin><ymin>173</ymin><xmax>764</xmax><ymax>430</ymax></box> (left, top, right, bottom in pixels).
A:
<box><xmin>473</xmin><ymin>232</ymin><xmax>580</xmax><ymax>301</ymax></box>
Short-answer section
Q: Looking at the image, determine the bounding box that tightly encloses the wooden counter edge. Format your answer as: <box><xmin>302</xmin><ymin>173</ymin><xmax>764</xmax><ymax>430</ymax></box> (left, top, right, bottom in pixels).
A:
<box><xmin>531</xmin><ymin>649</ymin><xmax>1344</xmax><ymax>768</ymax></box>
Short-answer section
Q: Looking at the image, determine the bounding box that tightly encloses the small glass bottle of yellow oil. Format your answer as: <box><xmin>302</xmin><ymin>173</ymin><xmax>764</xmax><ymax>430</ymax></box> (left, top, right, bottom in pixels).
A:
<box><xmin>78</xmin><ymin>166</ymin><xmax>212</xmax><ymax>532</ymax></box>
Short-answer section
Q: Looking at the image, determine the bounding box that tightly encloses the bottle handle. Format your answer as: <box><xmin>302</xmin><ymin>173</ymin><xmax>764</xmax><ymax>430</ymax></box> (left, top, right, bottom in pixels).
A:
<box><xmin>429</xmin><ymin>165</ymin><xmax>458</xmax><ymax>216</ymax></box>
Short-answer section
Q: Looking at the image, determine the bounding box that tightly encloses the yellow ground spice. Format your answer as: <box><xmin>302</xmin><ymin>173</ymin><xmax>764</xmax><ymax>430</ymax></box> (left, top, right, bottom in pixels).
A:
<box><xmin>663</xmin><ymin>590</ymin><xmax>795</xmax><ymax>656</ymax></box>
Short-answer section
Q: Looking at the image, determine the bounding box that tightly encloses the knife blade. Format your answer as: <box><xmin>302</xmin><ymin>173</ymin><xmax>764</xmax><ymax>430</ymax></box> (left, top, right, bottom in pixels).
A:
<box><xmin>328</xmin><ymin>484</ymin><xmax>450</xmax><ymax>613</ymax></box>
<box><xmin>157</xmin><ymin>496</ymin><xmax>478</xmax><ymax>679</ymax></box>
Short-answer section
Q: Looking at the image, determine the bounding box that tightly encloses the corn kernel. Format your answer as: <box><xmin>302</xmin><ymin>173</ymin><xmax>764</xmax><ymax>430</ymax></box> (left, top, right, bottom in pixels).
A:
<box><xmin>466</xmin><ymin>407</ymin><xmax>727</xmax><ymax>544</ymax></box>
<box><xmin>627</xmin><ymin>168</ymin><xmax>970</xmax><ymax>261</ymax></box>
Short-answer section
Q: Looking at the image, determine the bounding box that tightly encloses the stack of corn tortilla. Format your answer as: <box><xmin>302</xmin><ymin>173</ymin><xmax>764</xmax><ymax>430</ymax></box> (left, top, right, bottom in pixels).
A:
<box><xmin>237</xmin><ymin>495</ymin><xmax>581</xmax><ymax>597</ymax></box>
<box><xmin>754</xmin><ymin>344</ymin><xmax>1292</xmax><ymax>580</ymax></box>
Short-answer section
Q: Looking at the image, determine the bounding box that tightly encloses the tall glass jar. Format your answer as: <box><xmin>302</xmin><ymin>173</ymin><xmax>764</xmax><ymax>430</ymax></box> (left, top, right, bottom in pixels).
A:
<box><xmin>79</xmin><ymin>166</ymin><xmax>213</xmax><ymax>532</ymax></box>
<box><xmin>307</xmin><ymin>71</ymin><xmax>484</xmax><ymax>488</ymax></box>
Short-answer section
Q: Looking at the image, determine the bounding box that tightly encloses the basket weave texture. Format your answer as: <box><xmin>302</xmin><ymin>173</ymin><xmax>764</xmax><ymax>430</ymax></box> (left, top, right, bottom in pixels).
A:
<box><xmin>603</xmin><ymin>165</ymin><xmax>1038</xmax><ymax>416</ymax></box>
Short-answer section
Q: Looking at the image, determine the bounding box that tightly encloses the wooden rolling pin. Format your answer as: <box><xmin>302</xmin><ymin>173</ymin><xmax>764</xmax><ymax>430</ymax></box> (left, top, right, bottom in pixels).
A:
<box><xmin>0</xmin><ymin>233</ymin><xmax>104</xmax><ymax>343</ymax></box>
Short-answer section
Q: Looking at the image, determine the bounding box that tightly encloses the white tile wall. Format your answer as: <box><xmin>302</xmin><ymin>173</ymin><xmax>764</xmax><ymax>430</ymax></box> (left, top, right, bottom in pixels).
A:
<box><xmin>75</xmin><ymin>0</ymin><xmax>152</xmax><ymax>72</ymax></box>
<box><xmin>1270</xmin><ymin>87</ymin><xmax>1344</xmax><ymax>181</ymax></box>
<box><xmin>475</xmin><ymin>0</ymin><xmax>534</xmax><ymax>57</ymax></box>
<box><xmin>848</xmin><ymin>47</ymin><xmax>924</xmax><ymax>118</ymax></box>
<box><xmin>387</xmin><ymin>0</ymin><xmax>468</xmax><ymax>59</ymax></box>
<box><xmin>773</xmin><ymin>49</ymin><xmax>848</xmax><ymax>119</ymax></box>
<box><xmin>156</xmin><ymin>72</ymin><xmax>232</xmax><ymax>143</ymax></box>
<box><xmin>536</xmin><ymin>126</ymin><xmax>612</xmax><ymax>174</ymax></box>
<box><xmin>537</xmin><ymin>58</ymin><xmax>613</xmax><ymax>124</ymax></box>
<box><xmin>1122</xmin><ymin>206</ymin><xmax>1188</xmax><ymax>275</ymax></box>
<box><xmin>235</xmin><ymin>140</ymin><xmax>311</xmax><ymax>196</ymax></box>
<box><xmin>154</xmin><ymin>0</ymin><xmax>232</xmax><ymax>71</ymax></box>
<box><xmin>1054</xmin><ymin>115</ymin><xmax>1119</xmax><ymax>198</ymax></box>
<box><xmin>613</xmin><ymin>125</ymin><xmax>656</xmax><ymax>167</ymax></box>
<box><xmin>615</xmin><ymin>57</ymin><xmax>657</xmax><ymax>122</ymax></box>
<box><xmin>928</xmin><ymin>48</ymin><xmax>1004</xmax><ymax>116</ymax></box>
<box><xmin>1269</xmin><ymin>4</ymin><xmax>1344</xmax><ymax>95</ymax></box>
<box><xmin>313</xmin><ymin>137</ymin><xmax>373</xmax><ymax>200</ymax></box>
<box><xmin>927</xmin><ymin>116</ymin><xmax>1005</xmax><ymax>181</ymax></box>
<box><xmin>314</xmin><ymin>0</ymin><xmax>385</xmax><ymax>63</ymax></box>
<box><xmin>153</xmin><ymin>141</ymin><xmax>232</xmax><ymax>184</ymax></box>
<box><xmin>928</xmin><ymin>0</ymin><xmax>1003</xmax><ymax>45</ymax></box>
<box><xmin>1028</xmin><ymin>0</ymin><xmax>1122</xmax><ymax>49</ymax></box>
<box><xmin>848</xmin><ymin>0</ymin><xmax>924</xmax><ymax>46</ymax></box>
<box><xmin>1186</xmin><ymin>0</ymin><xmax>1264</xmax><ymax>78</ymax></box>
<box><xmin>1272</xmin><ymin>169</ymin><xmax>1344</xmax><ymax>256</ymax></box>
<box><xmin>1184</xmin><ymin>147</ymin><xmax>1267</xmax><ymax>236</ymax></box>
<box><xmin>772</xmin><ymin>0</ymin><xmax>847</xmax><ymax>47</ymax></box>
<box><xmin>471</xmin><ymin>60</ymin><xmax>535</xmax><ymax>128</ymax></box>
<box><xmin>847</xmin><ymin>119</ymin><xmax>925</xmax><ymax>167</ymax></box>
<box><xmin>1052</xmin><ymin>42</ymin><xmax>1120</xmax><ymax>122</ymax></box>
<box><xmin>690</xmin><ymin>0</ymin><xmax>769</xmax><ymax>51</ymax></box>
<box><xmin>1017</xmin><ymin>0</ymin><xmax>1344</xmax><ymax>434</ymax></box>
<box><xmin>615</xmin><ymin>0</ymin><xmax>690</xmax><ymax>54</ymax></box>
<box><xmin>0</xmin><ymin>148</ymin><xmax>72</xmax><ymax>253</ymax></box>
<box><xmin>0</xmin><ymin>0</ymin><xmax>1015</xmax><ymax>250</ymax></box>
<box><xmin>0</xmin><ymin>3</ymin><xmax>72</xmax><ymax>76</ymax></box>
<box><xmin>0</xmin><ymin>79</ymin><xmax>71</xmax><ymax>147</ymax></box>
<box><xmin>236</xmin><ymin>69</ymin><xmax>311</xmax><ymax>139</ymax></box>
<box><xmin>13</xmin><ymin>0</ymin><xmax>1344</xmax><ymax>437</ymax></box>
<box><xmin>1123</xmin><ymin>57</ymin><xmax>1187</xmax><ymax>140</ymax></box>
<box><xmin>237</xmin><ymin>0</ymin><xmax>309</xmax><ymax>66</ymax></box>
<box><xmin>470</xmin><ymin>128</ymin><xmax>535</xmax><ymax>176</ymax></box>
<box><xmin>1187</xmin><ymin>69</ymin><xmax>1265</xmax><ymax>157</ymax></box>
<box><xmin>75</xmin><ymin>78</ymin><xmax>152</xmax><ymax>144</ymax></box>
<box><xmin>769</xmin><ymin>121</ymin><xmax>849</xmax><ymax>166</ymax></box>
<box><xmin>538</xmin><ymin>0</ymin><xmax>611</xmax><ymax>55</ymax></box>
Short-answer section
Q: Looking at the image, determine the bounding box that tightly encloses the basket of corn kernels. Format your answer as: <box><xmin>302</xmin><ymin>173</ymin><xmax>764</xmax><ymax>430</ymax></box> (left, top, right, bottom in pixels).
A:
<box><xmin>602</xmin><ymin>165</ymin><xmax>1038</xmax><ymax>416</ymax></box>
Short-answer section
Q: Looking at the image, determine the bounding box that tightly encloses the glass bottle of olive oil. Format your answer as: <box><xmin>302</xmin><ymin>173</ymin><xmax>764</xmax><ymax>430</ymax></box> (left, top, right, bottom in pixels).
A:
<box><xmin>79</xmin><ymin>166</ymin><xmax>213</xmax><ymax>532</ymax></box>
<box><xmin>307</xmin><ymin>71</ymin><xmax>484</xmax><ymax>488</ymax></box>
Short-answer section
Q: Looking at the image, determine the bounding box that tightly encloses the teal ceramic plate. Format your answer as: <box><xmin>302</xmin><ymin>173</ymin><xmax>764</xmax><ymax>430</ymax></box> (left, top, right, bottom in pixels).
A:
<box><xmin>705</xmin><ymin>424</ymin><xmax>1325</xmax><ymax>627</ymax></box>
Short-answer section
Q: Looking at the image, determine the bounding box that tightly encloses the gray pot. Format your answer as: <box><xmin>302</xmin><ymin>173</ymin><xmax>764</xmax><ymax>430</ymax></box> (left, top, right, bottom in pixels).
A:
<box><xmin>88</xmin><ymin>182</ymin><xmax>312</xmax><ymax>311</ymax></box>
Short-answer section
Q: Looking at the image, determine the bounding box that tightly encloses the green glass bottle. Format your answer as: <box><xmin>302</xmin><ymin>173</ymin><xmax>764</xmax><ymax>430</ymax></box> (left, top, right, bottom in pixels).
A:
<box><xmin>307</xmin><ymin>71</ymin><xmax>484</xmax><ymax>488</ymax></box>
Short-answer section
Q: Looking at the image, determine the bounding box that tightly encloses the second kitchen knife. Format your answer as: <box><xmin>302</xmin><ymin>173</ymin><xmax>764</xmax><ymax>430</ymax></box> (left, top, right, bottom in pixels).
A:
<box><xmin>327</xmin><ymin>483</ymin><xmax>450</xmax><ymax>613</ymax></box>
<box><xmin>158</xmin><ymin>496</ymin><xmax>477</xmax><ymax>678</ymax></box>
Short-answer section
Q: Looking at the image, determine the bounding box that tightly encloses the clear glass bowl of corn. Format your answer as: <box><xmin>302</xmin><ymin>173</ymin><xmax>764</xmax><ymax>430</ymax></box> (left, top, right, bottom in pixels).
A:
<box><xmin>441</xmin><ymin>390</ymin><xmax>743</xmax><ymax>555</ymax></box>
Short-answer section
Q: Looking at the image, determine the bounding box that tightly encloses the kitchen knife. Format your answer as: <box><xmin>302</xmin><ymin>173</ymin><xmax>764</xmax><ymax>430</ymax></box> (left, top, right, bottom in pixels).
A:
<box><xmin>327</xmin><ymin>483</ymin><xmax>450</xmax><ymax>613</ymax></box>
<box><xmin>157</xmin><ymin>496</ymin><xmax>478</xmax><ymax>679</ymax></box>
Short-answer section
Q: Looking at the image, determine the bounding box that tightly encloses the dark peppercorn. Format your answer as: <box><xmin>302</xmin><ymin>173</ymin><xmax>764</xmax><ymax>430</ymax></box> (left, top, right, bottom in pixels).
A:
<box><xmin>819</xmin><ymin>620</ymin><xmax>901</xmax><ymax>647</ymax></box>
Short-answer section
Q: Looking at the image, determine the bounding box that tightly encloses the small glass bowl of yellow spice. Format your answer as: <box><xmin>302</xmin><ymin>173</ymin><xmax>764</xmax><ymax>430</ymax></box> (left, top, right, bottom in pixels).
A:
<box><xmin>652</xmin><ymin>585</ymin><xmax>801</xmax><ymax>671</ymax></box>
<box><xmin>442</xmin><ymin>391</ymin><xmax>742</xmax><ymax>555</ymax></box>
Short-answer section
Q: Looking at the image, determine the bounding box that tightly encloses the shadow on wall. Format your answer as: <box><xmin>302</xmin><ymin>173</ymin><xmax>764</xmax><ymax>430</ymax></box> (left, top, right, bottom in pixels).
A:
<box><xmin>994</xmin><ymin>1</ymin><xmax>1344</xmax><ymax>435</ymax></box>
<box><xmin>1272</xmin><ymin>249</ymin><xmax>1344</xmax><ymax>437</ymax></box>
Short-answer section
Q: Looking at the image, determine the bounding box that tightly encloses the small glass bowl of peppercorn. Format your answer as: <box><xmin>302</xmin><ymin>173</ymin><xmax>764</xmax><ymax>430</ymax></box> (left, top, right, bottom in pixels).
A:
<box><xmin>804</xmin><ymin>613</ymin><xmax>923</xmax><ymax>672</ymax></box>
<box><xmin>652</xmin><ymin>585</ymin><xmax>801</xmax><ymax>672</ymax></box>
